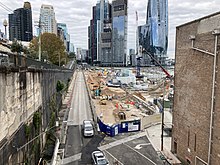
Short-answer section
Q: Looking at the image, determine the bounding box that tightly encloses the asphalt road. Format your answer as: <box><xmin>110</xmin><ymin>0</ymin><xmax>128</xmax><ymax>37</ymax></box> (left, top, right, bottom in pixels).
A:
<box><xmin>63</xmin><ymin>71</ymin><xmax>104</xmax><ymax>165</ymax></box>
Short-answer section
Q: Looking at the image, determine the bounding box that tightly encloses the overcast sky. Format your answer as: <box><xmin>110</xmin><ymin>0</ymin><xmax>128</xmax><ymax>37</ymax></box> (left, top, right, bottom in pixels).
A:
<box><xmin>0</xmin><ymin>0</ymin><xmax>219</xmax><ymax>58</ymax></box>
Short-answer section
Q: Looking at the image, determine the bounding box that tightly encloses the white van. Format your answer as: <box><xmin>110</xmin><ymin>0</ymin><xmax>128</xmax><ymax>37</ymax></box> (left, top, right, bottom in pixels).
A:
<box><xmin>83</xmin><ymin>120</ymin><xmax>94</xmax><ymax>137</ymax></box>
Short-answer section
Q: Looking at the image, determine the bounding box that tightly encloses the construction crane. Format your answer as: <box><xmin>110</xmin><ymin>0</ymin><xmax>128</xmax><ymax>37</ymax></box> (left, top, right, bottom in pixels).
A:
<box><xmin>143</xmin><ymin>50</ymin><xmax>172</xmax><ymax>79</ymax></box>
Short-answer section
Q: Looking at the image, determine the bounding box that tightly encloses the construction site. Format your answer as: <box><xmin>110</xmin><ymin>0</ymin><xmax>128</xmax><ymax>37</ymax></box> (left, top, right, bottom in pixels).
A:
<box><xmin>84</xmin><ymin>66</ymin><xmax>174</xmax><ymax>136</ymax></box>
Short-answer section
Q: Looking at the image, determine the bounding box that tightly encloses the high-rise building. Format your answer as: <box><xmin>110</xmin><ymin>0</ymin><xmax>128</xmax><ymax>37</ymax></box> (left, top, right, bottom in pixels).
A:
<box><xmin>8</xmin><ymin>2</ymin><xmax>33</xmax><ymax>42</ymax></box>
<box><xmin>100</xmin><ymin>3</ymin><xmax>112</xmax><ymax>66</ymax></box>
<box><xmin>172</xmin><ymin>12</ymin><xmax>220</xmax><ymax>165</ymax></box>
<box><xmin>112</xmin><ymin>0</ymin><xmax>128</xmax><ymax>66</ymax></box>
<box><xmin>57</xmin><ymin>23</ymin><xmax>70</xmax><ymax>52</ymax></box>
<box><xmin>129</xmin><ymin>49</ymin><xmax>135</xmax><ymax>66</ymax></box>
<box><xmin>88</xmin><ymin>0</ymin><xmax>111</xmax><ymax>65</ymax></box>
<box><xmin>40</xmin><ymin>4</ymin><xmax>57</xmax><ymax>35</ymax></box>
<box><xmin>139</xmin><ymin>0</ymin><xmax>168</xmax><ymax>65</ymax></box>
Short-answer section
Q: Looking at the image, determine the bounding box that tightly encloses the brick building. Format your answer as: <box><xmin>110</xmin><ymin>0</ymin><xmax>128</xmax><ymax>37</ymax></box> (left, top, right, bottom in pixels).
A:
<box><xmin>172</xmin><ymin>12</ymin><xmax>220</xmax><ymax>165</ymax></box>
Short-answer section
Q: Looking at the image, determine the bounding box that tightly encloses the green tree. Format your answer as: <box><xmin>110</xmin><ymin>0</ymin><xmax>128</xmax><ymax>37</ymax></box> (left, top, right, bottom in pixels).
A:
<box><xmin>29</xmin><ymin>33</ymin><xmax>67</xmax><ymax>65</ymax></box>
<box><xmin>11</xmin><ymin>39</ymin><xmax>23</xmax><ymax>53</ymax></box>
<box><xmin>68</xmin><ymin>52</ymin><xmax>76</xmax><ymax>59</ymax></box>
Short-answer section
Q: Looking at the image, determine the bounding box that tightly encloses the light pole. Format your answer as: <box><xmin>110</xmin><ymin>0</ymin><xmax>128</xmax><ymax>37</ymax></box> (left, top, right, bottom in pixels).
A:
<box><xmin>34</xmin><ymin>20</ymin><xmax>44</xmax><ymax>61</ymax></box>
<box><xmin>39</xmin><ymin>28</ymin><xmax>42</xmax><ymax>61</ymax></box>
<box><xmin>161</xmin><ymin>79</ymin><xmax>165</xmax><ymax>151</ymax></box>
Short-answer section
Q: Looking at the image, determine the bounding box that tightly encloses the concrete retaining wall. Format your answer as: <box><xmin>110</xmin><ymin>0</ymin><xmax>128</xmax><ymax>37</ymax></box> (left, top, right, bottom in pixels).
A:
<box><xmin>0</xmin><ymin>67</ymin><xmax>73</xmax><ymax>165</ymax></box>
<box><xmin>141</xmin><ymin>114</ymin><xmax>161</xmax><ymax>130</ymax></box>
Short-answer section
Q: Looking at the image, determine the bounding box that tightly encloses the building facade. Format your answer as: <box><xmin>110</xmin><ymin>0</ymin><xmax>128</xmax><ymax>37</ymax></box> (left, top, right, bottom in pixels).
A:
<box><xmin>139</xmin><ymin>0</ymin><xmax>168</xmax><ymax>65</ymax></box>
<box><xmin>172</xmin><ymin>12</ymin><xmax>220</xmax><ymax>165</ymax></box>
<box><xmin>8</xmin><ymin>2</ymin><xmax>33</xmax><ymax>42</ymax></box>
<box><xmin>88</xmin><ymin>0</ymin><xmax>111</xmax><ymax>65</ymax></box>
<box><xmin>40</xmin><ymin>4</ymin><xmax>57</xmax><ymax>35</ymax></box>
<box><xmin>57</xmin><ymin>23</ymin><xmax>70</xmax><ymax>52</ymax></box>
<box><xmin>112</xmin><ymin>0</ymin><xmax>128</xmax><ymax>66</ymax></box>
<box><xmin>88</xmin><ymin>0</ymin><xmax>127</xmax><ymax>66</ymax></box>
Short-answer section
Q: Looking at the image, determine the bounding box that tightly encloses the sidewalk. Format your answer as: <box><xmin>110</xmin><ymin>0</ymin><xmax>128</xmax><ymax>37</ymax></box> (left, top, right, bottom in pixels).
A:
<box><xmin>51</xmin><ymin>71</ymin><xmax>77</xmax><ymax>165</ymax></box>
<box><xmin>145</xmin><ymin>110</ymin><xmax>181</xmax><ymax>164</ymax></box>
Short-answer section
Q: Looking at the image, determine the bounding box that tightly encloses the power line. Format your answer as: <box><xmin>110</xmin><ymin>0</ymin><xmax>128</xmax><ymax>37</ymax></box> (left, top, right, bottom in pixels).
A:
<box><xmin>0</xmin><ymin>4</ymin><xmax>11</xmax><ymax>13</ymax></box>
<box><xmin>0</xmin><ymin>2</ymin><xmax>13</xmax><ymax>12</ymax></box>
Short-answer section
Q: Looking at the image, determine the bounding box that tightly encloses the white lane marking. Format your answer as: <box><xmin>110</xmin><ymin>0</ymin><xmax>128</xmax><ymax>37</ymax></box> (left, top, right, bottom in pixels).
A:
<box><xmin>104</xmin><ymin>150</ymin><xmax>124</xmax><ymax>165</ymax></box>
<box><xmin>123</xmin><ymin>143</ymin><xmax>157</xmax><ymax>165</ymax></box>
<box><xmin>98</xmin><ymin>132</ymin><xmax>147</xmax><ymax>151</ymax></box>
<box><xmin>62</xmin><ymin>153</ymin><xmax>82</xmax><ymax>165</ymax></box>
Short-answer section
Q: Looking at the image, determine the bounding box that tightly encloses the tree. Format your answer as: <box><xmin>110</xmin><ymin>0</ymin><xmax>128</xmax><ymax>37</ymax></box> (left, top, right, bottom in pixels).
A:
<box><xmin>68</xmin><ymin>52</ymin><xmax>76</xmax><ymax>59</ymax></box>
<box><xmin>11</xmin><ymin>39</ymin><xmax>23</xmax><ymax>53</ymax></box>
<box><xmin>29</xmin><ymin>33</ymin><xmax>67</xmax><ymax>65</ymax></box>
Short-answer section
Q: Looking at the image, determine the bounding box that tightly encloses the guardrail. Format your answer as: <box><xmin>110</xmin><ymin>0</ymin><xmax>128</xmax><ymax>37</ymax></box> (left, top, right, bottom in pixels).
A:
<box><xmin>0</xmin><ymin>50</ymin><xmax>73</xmax><ymax>71</ymax></box>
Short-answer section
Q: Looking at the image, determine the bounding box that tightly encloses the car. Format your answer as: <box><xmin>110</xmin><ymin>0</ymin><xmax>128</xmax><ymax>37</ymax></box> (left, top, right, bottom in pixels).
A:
<box><xmin>91</xmin><ymin>150</ymin><xmax>109</xmax><ymax>165</ymax></box>
<box><xmin>82</xmin><ymin>120</ymin><xmax>94</xmax><ymax>137</ymax></box>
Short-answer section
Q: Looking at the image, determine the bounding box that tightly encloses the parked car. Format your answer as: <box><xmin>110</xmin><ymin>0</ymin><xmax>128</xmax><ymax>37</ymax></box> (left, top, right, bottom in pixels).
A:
<box><xmin>91</xmin><ymin>151</ymin><xmax>109</xmax><ymax>165</ymax></box>
<box><xmin>82</xmin><ymin>120</ymin><xmax>94</xmax><ymax>137</ymax></box>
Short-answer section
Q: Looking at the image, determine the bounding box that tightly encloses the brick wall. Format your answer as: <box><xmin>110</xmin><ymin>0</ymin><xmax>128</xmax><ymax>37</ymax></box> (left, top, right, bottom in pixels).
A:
<box><xmin>172</xmin><ymin>13</ymin><xmax>220</xmax><ymax>165</ymax></box>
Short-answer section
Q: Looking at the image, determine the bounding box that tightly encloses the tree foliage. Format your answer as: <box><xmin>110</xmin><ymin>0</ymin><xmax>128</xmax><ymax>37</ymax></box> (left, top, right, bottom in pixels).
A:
<box><xmin>56</xmin><ymin>80</ymin><xmax>65</xmax><ymax>92</ymax></box>
<box><xmin>11</xmin><ymin>39</ymin><xmax>23</xmax><ymax>53</ymax></box>
<box><xmin>29</xmin><ymin>33</ymin><xmax>67</xmax><ymax>65</ymax></box>
<box><xmin>68</xmin><ymin>52</ymin><xmax>76</xmax><ymax>59</ymax></box>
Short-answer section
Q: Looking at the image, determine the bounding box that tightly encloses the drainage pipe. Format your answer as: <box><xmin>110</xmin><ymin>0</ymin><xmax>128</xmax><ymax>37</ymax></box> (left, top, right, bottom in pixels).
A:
<box><xmin>208</xmin><ymin>34</ymin><xmax>218</xmax><ymax>165</ymax></box>
<box><xmin>190</xmin><ymin>34</ymin><xmax>218</xmax><ymax>165</ymax></box>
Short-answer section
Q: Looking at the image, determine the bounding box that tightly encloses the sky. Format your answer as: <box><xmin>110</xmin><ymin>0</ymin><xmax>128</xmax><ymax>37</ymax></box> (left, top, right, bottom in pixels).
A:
<box><xmin>0</xmin><ymin>0</ymin><xmax>219</xmax><ymax>59</ymax></box>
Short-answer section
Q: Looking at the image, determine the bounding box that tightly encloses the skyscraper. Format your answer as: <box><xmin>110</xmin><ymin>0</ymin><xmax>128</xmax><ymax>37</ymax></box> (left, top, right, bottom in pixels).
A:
<box><xmin>139</xmin><ymin>0</ymin><xmax>168</xmax><ymax>65</ymax></box>
<box><xmin>9</xmin><ymin>2</ymin><xmax>33</xmax><ymax>42</ymax></box>
<box><xmin>57</xmin><ymin>23</ymin><xmax>70</xmax><ymax>52</ymax></box>
<box><xmin>112</xmin><ymin>0</ymin><xmax>128</xmax><ymax>66</ymax></box>
<box><xmin>88</xmin><ymin>0</ymin><xmax>111</xmax><ymax>65</ymax></box>
<box><xmin>40</xmin><ymin>4</ymin><xmax>57</xmax><ymax>35</ymax></box>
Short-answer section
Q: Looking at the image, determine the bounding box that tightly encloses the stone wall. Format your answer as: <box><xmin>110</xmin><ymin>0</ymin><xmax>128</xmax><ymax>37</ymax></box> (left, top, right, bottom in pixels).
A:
<box><xmin>0</xmin><ymin>67</ymin><xmax>73</xmax><ymax>165</ymax></box>
<box><xmin>172</xmin><ymin>12</ymin><xmax>220</xmax><ymax>165</ymax></box>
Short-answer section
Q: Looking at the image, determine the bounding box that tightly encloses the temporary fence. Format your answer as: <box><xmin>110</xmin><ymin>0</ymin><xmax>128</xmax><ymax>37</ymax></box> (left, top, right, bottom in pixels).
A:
<box><xmin>97</xmin><ymin>118</ymin><xmax>141</xmax><ymax>137</ymax></box>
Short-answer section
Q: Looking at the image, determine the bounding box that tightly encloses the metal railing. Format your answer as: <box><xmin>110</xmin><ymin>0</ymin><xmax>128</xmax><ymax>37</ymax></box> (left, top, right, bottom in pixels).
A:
<box><xmin>0</xmin><ymin>50</ymin><xmax>73</xmax><ymax>71</ymax></box>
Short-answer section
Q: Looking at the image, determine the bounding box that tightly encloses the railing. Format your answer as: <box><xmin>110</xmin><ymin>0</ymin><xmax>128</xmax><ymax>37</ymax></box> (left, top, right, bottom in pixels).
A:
<box><xmin>0</xmin><ymin>50</ymin><xmax>73</xmax><ymax>71</ymax></box>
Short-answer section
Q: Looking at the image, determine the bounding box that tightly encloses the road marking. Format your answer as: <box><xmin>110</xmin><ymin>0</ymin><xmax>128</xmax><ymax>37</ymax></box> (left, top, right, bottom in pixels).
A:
<box><xmin>62</xmin><ymin>153</ymin><xmax>82</xmax><ymax>165</ymax></box>
<box><xmin>104</xmin><ymin>150</ymin><xmax>124</xmax><ymax>165</ymax></box>
<box><xmin>98</xmin><ymin>132</ymin><xmax>147</xmax><ymax>151</ymax></box>
<box><xmin>123</xmin><ymin>143</ymin><xmax>157</xmax><ymax>165</ymax></box>
<box><xmin>134</xmin><ymin>143</ymin><xmax>151</xmax><ymax>150</ymax></box>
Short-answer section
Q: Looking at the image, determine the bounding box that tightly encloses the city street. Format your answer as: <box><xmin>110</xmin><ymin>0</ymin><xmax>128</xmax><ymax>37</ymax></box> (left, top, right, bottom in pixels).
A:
<box><xmin>63</xmin><ymin>71</ymin><xmax>104</xmax><ymax>165</ymax></box>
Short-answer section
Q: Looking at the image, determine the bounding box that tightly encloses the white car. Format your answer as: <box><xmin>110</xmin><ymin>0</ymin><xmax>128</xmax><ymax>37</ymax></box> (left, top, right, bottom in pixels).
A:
<box><xmin>91</xmin><ymin>151</ymin><xmax>109</xmax><ymax>165</ymax></box>
<box><xmin>83</xmin><ymin>120</ymin><xmax>94</xmax><ymax>137</ymax></box>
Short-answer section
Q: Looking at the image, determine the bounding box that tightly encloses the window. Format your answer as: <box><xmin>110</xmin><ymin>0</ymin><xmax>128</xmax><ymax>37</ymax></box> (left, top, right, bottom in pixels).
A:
<box><xmin>194</xmin><ymin>133</ymin><xmax>197</xmax><ymax>152</ymax></box>
<box><xmin>187</xmin><ymin>126</ymin><xmax>190</xmax><ymax>147</ymax></box>
<box><xmin>174</xmin><ymin>141</ymin><xmax>177</xmax><ymax>154</ymax></box>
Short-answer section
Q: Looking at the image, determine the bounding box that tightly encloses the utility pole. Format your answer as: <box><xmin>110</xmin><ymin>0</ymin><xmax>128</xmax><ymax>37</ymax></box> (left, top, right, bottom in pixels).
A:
<box><xmin>161</xmin><ymin>79</ymin><xmax>165</xmax><ymax>151</ymax></box>
<box><xmin>34</xmin><ymin>20</ymin><xmax>44</xmax><ymax>61</ymax></box>
<box><xmin>39</xmin><ymin>25</ymin><xmax>42</xmax><ymax>61</ymax></box>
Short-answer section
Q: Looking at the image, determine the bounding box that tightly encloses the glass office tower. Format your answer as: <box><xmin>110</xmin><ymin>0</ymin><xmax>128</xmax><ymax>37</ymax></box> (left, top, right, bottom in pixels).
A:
<box><xmin>88</xmin><ymin>0</ymin><xmax>111</xmax><ymax>65</ymax></box>
<box><xmin>112</xmin><ymin>0</ymin><xmax>128</xmax><ymax>66</ymax></box>
<box><xmin>9</xmin><ymin>2</ymin><xmax>33</xmax><ymax>42</ymax></box>
<box><xmin>140</xmin><ymin>0</ymin><xmax>168</xmax><ymax>65</ymax></box>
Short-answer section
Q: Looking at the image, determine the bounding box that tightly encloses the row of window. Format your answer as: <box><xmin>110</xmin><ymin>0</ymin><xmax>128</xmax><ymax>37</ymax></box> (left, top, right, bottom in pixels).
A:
<box><xmin>114</xmin><ymin>5</ymin><xmax>124</xmax><ymax>12</ymax></box>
